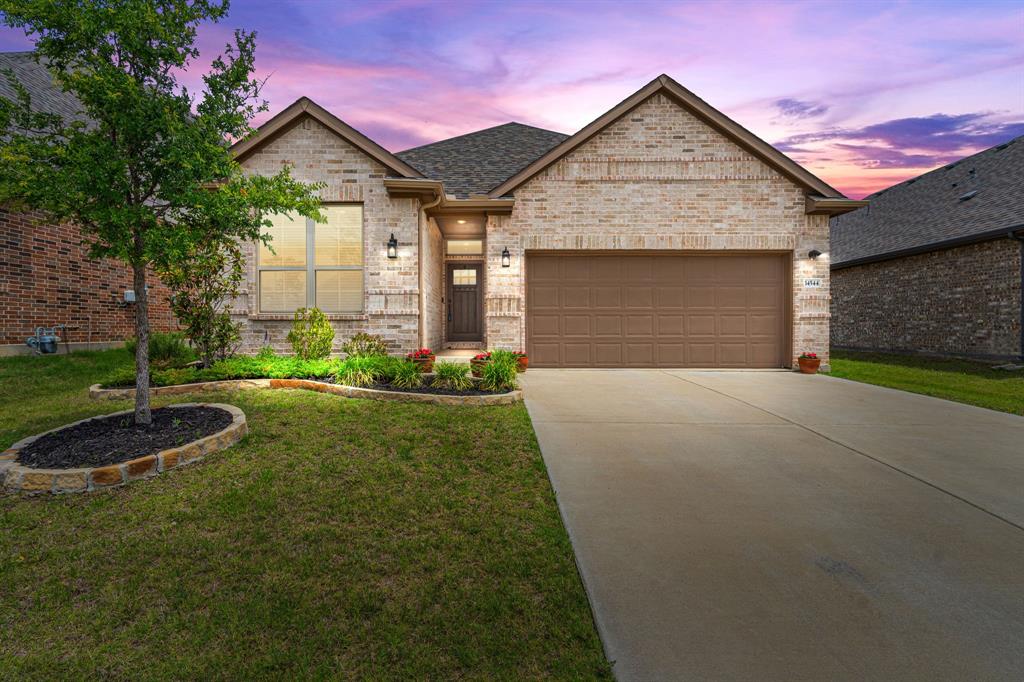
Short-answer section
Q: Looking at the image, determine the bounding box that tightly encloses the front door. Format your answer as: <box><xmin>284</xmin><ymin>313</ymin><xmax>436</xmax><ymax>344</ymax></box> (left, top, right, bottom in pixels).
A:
<box><xmin>447</xmin><ymin>263</ymin><xmax>482</xmax><ymax>342</ymax></box>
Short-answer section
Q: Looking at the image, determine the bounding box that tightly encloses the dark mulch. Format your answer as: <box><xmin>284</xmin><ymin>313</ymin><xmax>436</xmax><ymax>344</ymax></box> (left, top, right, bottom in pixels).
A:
<box><xmin>17</xmin><ymin>406</ymin><xmax>233</xmax><ymax>469</ymax></box>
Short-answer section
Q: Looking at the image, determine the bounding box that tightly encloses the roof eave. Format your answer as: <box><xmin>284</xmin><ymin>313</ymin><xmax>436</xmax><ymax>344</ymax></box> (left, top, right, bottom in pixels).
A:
<box><xmin>488</xmin><ymin>74</ymin><xmax>845</xmax><ymax>199</ymax></box>
<box><xmin>806</xmin><ymin>196</ymin><xmax>869</xmax><ymax>216</ymax></box>
<box><xmin>383</xmin><ymin>178</ymin><xmax>515</xmax><ymax>214</ymax></box>
<box><xmin>831</xmin><ymin>224</ymin><xmax>1024</xmax><ymax>270</ymax></box>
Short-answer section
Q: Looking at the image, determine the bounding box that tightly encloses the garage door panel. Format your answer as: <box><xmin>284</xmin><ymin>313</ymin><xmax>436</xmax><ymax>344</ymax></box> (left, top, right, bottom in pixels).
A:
<box><xmin>532</xmin><ymin>285</ymin><xmax>560</xmax><ymax>308</ymax></box>
<box><xmin>527</xmin><ymin>254</ymin><xmax>787</xmax><ymax>368</ymax></box>
<box><xmin>563</xmin><ymin>343</ymin><xmax>592</xmax><ymax>365</ymax></box>
<box><xmin>625</xmin><ymin>287</ymin><xmax>653</xmax><ymax>308</ymax></box>
<box><xmin>719</xmin><ymin>314</ymin><xmax>747</xmax><ymax>336</ymax></box>
<box><xmin>564</xmin><ymin>315</ymin><xmax>591</xmax><ymax>337</ymax></box>
<box><xmin>594</xmin><ymin>344</ymin><xmax>621</xmax><ymax>365</ymax></box>
<box><xmin>593</xmin><ymin>286</ymin><xmax>621</xmax><ymax>308</ymax></box>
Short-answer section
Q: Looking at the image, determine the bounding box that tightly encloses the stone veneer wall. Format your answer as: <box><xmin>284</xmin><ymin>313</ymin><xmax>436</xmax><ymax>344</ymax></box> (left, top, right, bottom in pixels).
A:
<box><xmin>0</xmin><ymin>208</ymin><xmax>177</xmax><ymax>349</ymax></box>
<box><xmin>831</xmin><ymin>239</ymin><xmax>1022</xmax><ymax>360</ymax></box>
<box><xmin>235</xmin><ymin>116</ymin><xmax>422</xmax><ymax>354</ymax></box>
<box><xmin>486</xmin><ymin>93</ymin><xmax>830</xmax><ymax>365</ymax></box>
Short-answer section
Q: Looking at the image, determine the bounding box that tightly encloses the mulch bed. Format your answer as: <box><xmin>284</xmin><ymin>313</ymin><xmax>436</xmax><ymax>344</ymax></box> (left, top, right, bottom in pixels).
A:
<box><xmin>17</xmin><ymin>406</ymin><xmax>233</xmax><ymax>469</ymax></box>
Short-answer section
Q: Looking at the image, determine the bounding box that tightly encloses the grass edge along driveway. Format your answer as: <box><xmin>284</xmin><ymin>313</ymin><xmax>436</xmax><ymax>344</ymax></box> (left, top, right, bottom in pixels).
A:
<box><xmin>829</xmin><ymin>349</ymin><xmax>1024</xmax><ymax>416</ymax></box>
<box><xmin>0</xmin><ymin>350</ymin><xmax>610</xmax><ymax>680</ymax></box>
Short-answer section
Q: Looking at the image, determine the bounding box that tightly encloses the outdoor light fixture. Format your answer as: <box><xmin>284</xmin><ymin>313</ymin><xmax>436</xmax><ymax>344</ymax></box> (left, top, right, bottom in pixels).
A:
<box><xmin>501</xmin><ymin>247</ymin><xmax>511</xmax><ymax>268</ymax></box>
<box><xmin>456</xmin><ymin>219</ymin><xmax>467</xmax><ymax>224</ymax></box>
<box><xmin>808</xmin><ymin>249</ymin><xmax>822</xmax><ymax>260</ymax></box>
<box><xmin>387</xmin><ymin>233</ymin><xmax>398</xmax><ymax>259</ymax></box>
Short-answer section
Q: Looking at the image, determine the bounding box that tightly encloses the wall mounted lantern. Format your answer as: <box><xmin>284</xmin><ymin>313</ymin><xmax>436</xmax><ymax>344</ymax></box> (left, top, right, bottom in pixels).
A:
<box><xmin>501</xmin><ymin>247</ymin><xmax>511</xmax><ymax>268</ymax></box>
<box><xmin>808</xmin><ymin>249</ymin><xmax>822</xmax><ymax>260</ymax></box>
<box><xmin>387</xmin><ymin>233</ymin><xmax>398</xmax><ymax>259</ymax></box>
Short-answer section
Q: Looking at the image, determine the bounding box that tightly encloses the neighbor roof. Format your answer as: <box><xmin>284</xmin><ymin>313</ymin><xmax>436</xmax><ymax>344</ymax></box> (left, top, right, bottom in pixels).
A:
<box><xmin>0</xmin><ymin>51</ymin><xmax>86</xmax><ymax>124</ymax></box>
<box><xmin>831</xmin><ymin>136</ymin><xmax>1024</xmax><ymax>268</ymax></box>
<box><xmin>395</xmin><ymin>123</ymin><xmax>569</xmax><ymax>198</ymax></box>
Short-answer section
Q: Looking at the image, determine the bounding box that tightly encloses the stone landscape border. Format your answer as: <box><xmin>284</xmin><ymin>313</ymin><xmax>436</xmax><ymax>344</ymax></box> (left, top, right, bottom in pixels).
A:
<box><xmin>1</xmin><ymin>403</ymin><xmax>246</xmax><ymax>495</ymax></box>
<box><xmin>89</xmin><ymin>377</ymin><xmax>523</xmax><ymax>406</ymax></box>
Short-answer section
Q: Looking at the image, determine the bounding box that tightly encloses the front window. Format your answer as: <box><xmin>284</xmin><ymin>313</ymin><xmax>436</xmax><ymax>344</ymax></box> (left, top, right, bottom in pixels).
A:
<box><xmin>258</xmin><ymin>205</ymin><xmax>363</xmax><ymax>313</ymax></box>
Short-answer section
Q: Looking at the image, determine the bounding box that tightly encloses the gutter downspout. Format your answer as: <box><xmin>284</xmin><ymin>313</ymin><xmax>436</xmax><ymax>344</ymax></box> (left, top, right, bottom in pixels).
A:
<box><xmin>1009</xmin><ymin>226</ymin><xmax>1024</xmax><ymax>361</ymax></box>
<box><xmin>418</xmin><ymin>190</ymin><xmax>443</xmax><ymax>349</ymax></box>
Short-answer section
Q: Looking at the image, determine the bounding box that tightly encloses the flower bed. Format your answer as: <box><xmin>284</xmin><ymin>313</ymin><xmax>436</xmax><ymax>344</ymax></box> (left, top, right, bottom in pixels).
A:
<box><xmin>1</xmin><ymin>403</ymin><xmax>246</xmax><ymax>494</ymax></box>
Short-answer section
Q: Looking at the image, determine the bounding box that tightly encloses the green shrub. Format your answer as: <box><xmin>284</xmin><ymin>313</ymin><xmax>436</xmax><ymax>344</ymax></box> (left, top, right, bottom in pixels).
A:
<box><xmin>287</xmin><ymin>307</ymin><xmax>335</xmax><ymax>360</ymax></box>
<box><xmin>255</xmin><ymin>345</ymin><xmax>276</xmax><ymax>360</ymax></box>
<box><xmin>432</xmin><ymin>362</ymin><xmax>473</xmax><ymax>391</ymax></box>
<box><xmin>335</xmin><ymin>356</ymin><xmax>386</xmax><ymax>387</ymax></box>
<box><xmin>389</xmin><ymin>360</ymin><xmax>424</xmax><ymax>389</ymax></box>
<box><xmin>341</xmin><ymin>332</ymin><xmax>389</xmax><ymax>358</ymax></box>
<box><xmin>479</xmin><ymin>351</ymin><xmax>518</xmax><ymax>392</ymax></box>
<box><xmin>124</xmin><ymin>331</ymin><xmax>195</xmax><ymax>368</ymax></box>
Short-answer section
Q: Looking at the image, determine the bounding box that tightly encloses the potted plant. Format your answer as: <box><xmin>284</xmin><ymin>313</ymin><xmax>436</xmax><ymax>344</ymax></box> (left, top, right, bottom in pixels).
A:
<box><xmin>797</xmin><ymin>352</ymin><xmax>821</xmax><ymax>374</ymax></box>
<box><xmin>406</xmin><ymin>348</ymin><xmax>435</xmax><ymax>373</ymax></box>
<box><xmin>514</xmin><ymin>350</ymin><xmax>528</xmax><ymax>373</ymax></box>
<box><xmin>470</xmin><ymin>351</ymin><xmax>491</xmax><ymax>378</ymax></box>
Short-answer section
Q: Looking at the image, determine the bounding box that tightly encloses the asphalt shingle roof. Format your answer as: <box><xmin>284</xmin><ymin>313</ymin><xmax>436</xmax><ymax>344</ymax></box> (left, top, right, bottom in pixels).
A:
<box><xmin>396</xmin><ymin>122</ymin><xmax>569</xmax><ymax>198</ymax></box>
<box><xmin>0</xmin><ymin>51</ymin><xmax>86</xmax><ymax>125</ymax></box>
<box><xmin>831</xmin><ymin>136</ymin><xmax>1024</xmax><ymax>266</ymax></box>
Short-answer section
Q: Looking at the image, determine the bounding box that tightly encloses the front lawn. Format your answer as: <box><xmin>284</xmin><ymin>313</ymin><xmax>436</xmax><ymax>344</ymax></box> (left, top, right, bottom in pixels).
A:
<box><xmin>829</xmin><ymin>350</ymin><xmax>1024</xmax><ymax>416</ymax></box>
<box><xmin>0</xmin><ymin>350</ymin><xmax>609</xmax><ymax>679</ymax></box>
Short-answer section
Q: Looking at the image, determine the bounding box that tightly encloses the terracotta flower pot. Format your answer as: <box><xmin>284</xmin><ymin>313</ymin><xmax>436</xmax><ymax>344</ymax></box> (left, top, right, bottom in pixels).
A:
<box><xmin>413</xmin><ymin>356</ymin><xmax>435</xmax><ymax>373</ymax></box>
<box><xmin>797</xmin><ymin>357</ymin><xmax>821</xmax><ymax>374</ymax></box>
<box><xmin>516</xmin><ymin>356</ymin><xmax>528</xmax><ymax>373</ymax></box>
<box><xmin>470</xmin><ymin>359</ymin><xmax>486</xmax><ymax>378</ymax></box>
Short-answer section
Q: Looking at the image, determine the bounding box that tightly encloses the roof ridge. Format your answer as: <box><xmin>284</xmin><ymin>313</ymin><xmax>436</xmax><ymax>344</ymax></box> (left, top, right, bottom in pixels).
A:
<box><xmin>397</xmin><ymin>121</ymin><xmax>566</xmax><ymax>155</ymax></box>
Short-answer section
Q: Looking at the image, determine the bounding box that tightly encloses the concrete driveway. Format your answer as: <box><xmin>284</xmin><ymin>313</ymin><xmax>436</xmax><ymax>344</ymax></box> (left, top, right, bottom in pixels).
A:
<box><xmin>522</xmin><ymin>369</ymin><xmax>1024</xmax><ymax>681</ymax></box>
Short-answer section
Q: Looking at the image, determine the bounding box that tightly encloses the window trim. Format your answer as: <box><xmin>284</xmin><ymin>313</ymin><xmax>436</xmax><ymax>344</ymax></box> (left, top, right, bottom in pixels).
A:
<box><xmin>257</xmin><ymin>202</ymin><xmax>364</xmax><ymax>314</ymax></box>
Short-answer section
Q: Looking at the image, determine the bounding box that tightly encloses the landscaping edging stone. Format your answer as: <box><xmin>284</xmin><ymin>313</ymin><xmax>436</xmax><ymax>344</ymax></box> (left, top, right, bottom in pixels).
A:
<box><xmin>1</xmin><ymin>403</ymin><xmax>246</xmax><ymax>495</ymax></box>
<box><xmin>88</xmin><ymin>377</ymin><xmax>523</xmax><ymax>406</ymax></box>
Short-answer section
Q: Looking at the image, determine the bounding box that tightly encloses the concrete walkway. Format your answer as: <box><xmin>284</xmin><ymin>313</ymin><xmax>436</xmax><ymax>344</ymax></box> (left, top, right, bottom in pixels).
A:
<box><xmin>522</xmin><ymin>369</ymin><xmax>1024</xmax><ymax>681</ymax></box>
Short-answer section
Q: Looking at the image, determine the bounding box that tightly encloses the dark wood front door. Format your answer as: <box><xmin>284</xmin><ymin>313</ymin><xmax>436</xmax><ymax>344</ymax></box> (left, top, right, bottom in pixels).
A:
<box><xmin>447</xmin><ymin>263</ymin><xmax>482</xmax><ymax>342</ymax></box>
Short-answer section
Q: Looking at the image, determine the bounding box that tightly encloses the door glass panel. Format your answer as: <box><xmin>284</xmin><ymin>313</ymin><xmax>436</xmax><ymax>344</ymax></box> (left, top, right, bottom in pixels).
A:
<box><xmin>447</xmin><ymin>239</ymin><xmax>482</xmax><ymax>255</ymax></box>
<box><xmin>453</xmin><ymin>269</ymin><xmax>477</xmax><ymax>286</ymax></box>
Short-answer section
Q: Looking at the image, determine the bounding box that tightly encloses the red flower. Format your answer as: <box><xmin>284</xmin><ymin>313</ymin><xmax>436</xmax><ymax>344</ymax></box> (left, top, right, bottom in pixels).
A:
<box><xmin>407</xmin><ymin>347</ymin><xmax>434</xmax><ymax>360</ymax></box>
<box><xmin>472</xmin><ymin>352</ymin><xmax>491</xmax><ymax>362</ymax></box>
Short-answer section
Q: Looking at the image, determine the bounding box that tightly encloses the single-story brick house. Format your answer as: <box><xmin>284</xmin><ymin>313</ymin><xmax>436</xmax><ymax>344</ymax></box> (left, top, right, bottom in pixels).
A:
<box><xmin>231</xmin><ymin>74</ymin><xmax>864</xmax><ymax>368</ymax></box>
<box><xmin>831</xmin><ymin>136</ymin><xmax>1024</xmax><ymax>361</ymax></box>
<box><xmin>0</xmin><ymin>51</ymin><xmax>176</xmax><ymax>356</ymax></box>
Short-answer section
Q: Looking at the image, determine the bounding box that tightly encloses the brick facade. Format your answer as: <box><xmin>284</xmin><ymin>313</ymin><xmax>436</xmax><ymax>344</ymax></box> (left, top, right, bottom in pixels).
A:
<box><xmin>234</xmin><ymin>116</ymin><xmax>421</xmax><ymax>354</ymax></box>
<box><xmin>831</xmin><ymin>239</ymin><xmax>1022</xmax><ymax>360</ymax></box>
<box><xmin>487</xmin><ymin>94</ymin><xmax>830</xmax><ymax>366</ymax></box>
<box><xmin>0</xmin><ymin>208</ymin><xmax>176</xmax><ymax>352</ymax></box>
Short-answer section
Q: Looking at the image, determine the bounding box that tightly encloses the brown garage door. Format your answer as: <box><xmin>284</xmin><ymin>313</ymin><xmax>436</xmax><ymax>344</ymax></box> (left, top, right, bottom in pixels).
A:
<box><xmin>526</xmin><ymin>253</ymin><xmax>788</xmax><ymax>368</ymax></box>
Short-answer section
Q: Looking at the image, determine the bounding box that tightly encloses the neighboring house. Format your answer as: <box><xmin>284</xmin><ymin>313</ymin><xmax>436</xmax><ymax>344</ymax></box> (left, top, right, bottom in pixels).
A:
<box><xmin>231</xmin><ymin>74</ymin><xmax>863</xmax><ymax>368</ymax></box>
<box><xmin>831</xmin><ymin>137</ymin><xmax>1024</xmax><ymax>361</ymax></box>
<box><xmin>0</xmin><ymin>51</ymin><xmax>176</xmax><ymax>356</ymax></box>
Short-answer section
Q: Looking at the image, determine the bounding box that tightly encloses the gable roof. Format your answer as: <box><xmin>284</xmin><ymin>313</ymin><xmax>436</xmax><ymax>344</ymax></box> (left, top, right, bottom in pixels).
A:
<box><xmin>230</xmin><ymin>97</ymin><xmax>422</xmax><ymax>178</ymax></box>
<box><xmin>831</xmin><ymin>136</ymin><xmax>1024</xmax><ymax>268</ymax></box>
<box><xmin>396</xmin><ymin>122</ymin><xmax>568</xmax><ymax>199</ymax></box>
<box><xmin>488</xmin><ymin>74</ymin><xmax>845</xmax><ymax>199</ymax></box>
<box><xmin>0</xmin><ymin>51</ymin><xmax>87</xmax><ymax>125</ymax></box>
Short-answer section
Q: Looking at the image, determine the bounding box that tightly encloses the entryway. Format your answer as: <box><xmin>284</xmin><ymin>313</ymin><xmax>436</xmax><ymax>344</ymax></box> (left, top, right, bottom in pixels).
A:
<box><xmin>446</xmin><ymin>263</ymin><xmax>482</xmax><ymax>342</ymax></box>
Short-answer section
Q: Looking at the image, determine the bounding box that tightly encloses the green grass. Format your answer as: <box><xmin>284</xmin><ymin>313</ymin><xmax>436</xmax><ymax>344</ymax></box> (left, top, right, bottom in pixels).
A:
<box><xmin>0</xmin><ymin>350</ymin><xmax>609</xmax><ymax>680</ymax></box>
<box><xmin>829</xmin><ymin>350</ymin><xmax>1024</xmax><ymax>416</ymax></box>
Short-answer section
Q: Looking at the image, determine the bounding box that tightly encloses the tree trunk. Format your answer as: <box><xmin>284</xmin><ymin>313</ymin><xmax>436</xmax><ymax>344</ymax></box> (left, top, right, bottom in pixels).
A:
<box><xmin>133</xmin><ymin>261</ymin><xmax>152</xmax><ymax>425</ymax></box>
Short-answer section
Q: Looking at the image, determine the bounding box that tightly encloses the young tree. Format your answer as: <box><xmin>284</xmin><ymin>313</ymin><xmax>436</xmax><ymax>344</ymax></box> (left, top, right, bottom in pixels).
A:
<box><xmin>0</xmin><ymin>0</ymin><xmax>322</xmax><ymax>424</ymax></box>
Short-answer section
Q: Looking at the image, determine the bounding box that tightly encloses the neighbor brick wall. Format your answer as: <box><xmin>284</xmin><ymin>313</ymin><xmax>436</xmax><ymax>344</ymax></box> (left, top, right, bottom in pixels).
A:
<box><xmin>488</xmin><ymin>93</ymin><xmax>830</xmax><ymax>365</ymax></box>
<box><xmin>831</xmin><ymin>239</ymin><xmax>1022</xmax><ymax>359</ymax></box>
<box><xmin>0</xmin><ymin>208</ymin><xmax>176</xmax><ymax>348</ymax></box>
<box><xmin>235</xmin><ymin>115</ymin><xmax>422</xmax><ymax>354</ymax></box>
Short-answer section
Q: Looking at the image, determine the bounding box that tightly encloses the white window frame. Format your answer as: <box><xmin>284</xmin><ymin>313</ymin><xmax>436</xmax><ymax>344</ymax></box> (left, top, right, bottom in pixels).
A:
<box><xmin>257</xmin><ymin>203</ymin><xmax>364</xmax><ymax>314</ymax></box>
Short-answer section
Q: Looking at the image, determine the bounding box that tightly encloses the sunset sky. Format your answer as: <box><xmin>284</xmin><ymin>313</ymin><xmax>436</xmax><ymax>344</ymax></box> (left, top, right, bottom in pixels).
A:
<box><xmin>2</xmin><ymin>0</ymin><xmax>1022</xmax><ymax>198</ymax></box>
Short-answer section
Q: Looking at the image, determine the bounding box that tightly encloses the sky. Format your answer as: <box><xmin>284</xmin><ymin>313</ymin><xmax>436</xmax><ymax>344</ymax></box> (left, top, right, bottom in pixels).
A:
<box><xmin>1</xmin><ymin>0</ymin><xmax>1022</xmax><ymax>198</ymax></box>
